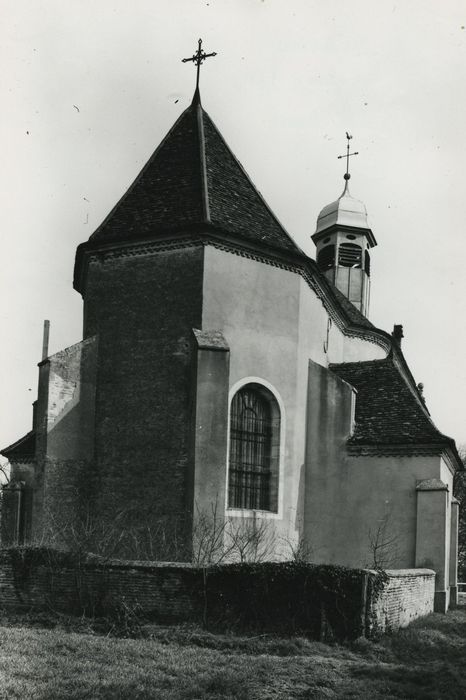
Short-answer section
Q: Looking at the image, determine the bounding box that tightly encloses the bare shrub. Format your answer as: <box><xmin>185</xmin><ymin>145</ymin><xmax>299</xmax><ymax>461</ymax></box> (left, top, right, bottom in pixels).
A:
<box><xmin>367</xmin><ymin>512</ymin><xmax>400</xmax><ymax>570</ymax></box>
<box><xmin>283</xmin><ymin>531</ymin><xmax>314</xmax><ymax>563</ymax></box>
<box><xmin>38</xmin><ymin>492</ymin><xmax>280</xmax><ymax>567</ymax></box>
<box><xmin>192</xmin><ymin>499</ymin><xmax>229</xmax><ymax>565</ymax></box>
<box><xmin>224</xmin><ymin>513</ymin><xmax>277</xmax><ymax>563</ymax></box>
<box><xmin>0</xmin><ymin>460</ymin><xmax>10</xmax><ymax>485</ymax></box>
<box><xmin>38</xmin><ymin>494</ymin><xmax>190</xmax><ymax>563</ymax></box>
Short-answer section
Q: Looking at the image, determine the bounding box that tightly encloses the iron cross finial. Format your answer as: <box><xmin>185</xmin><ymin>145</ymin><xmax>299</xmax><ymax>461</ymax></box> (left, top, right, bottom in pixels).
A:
<box><xmin>182</xmin><ymin>38</ymin><xmax>217</xmax><ymax>90</ymax></box>
<box><xmin>337</xmin><ymin>132</ymin><xmax>359</xmax><ymax>181</ymax></box>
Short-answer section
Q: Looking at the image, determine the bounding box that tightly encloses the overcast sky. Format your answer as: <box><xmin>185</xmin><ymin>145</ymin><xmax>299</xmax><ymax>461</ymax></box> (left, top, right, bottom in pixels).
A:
<box><xmin>1</xmin><ymin>0</ymin><xmax>466</xmax><ymax>457</ymax></box>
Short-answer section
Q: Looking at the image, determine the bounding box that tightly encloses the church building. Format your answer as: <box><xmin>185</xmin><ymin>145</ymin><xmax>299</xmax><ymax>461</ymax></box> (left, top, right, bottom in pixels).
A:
<box><xmin>2</xmin><ymin>46</ymin><xmax>461</xmax><ymax>612</ymax></box>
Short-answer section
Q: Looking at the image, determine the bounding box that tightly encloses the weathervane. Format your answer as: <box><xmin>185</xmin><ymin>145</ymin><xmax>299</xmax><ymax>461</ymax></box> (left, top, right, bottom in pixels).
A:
<box><xmin>337</xmin><ymin>132</ymin><xmax>359</xmax><ymax>181</ymax></box>
<box><xmin>182</xmin><ymin>38</ymin><xmax>217</xmax><ymax>90</ymax></box>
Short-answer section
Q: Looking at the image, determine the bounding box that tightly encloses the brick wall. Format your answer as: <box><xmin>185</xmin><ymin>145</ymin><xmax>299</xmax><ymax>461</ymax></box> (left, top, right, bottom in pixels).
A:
<box><xmin>78</xmin><ymin>244</ymin><xmax>205</xmax><ymax>556</ymax></box>
<box><xmin>367</xmin><ymin>569</ymin><xmax>435</xmax><ymax>636</ymax></box>
<box><xmin>0</xmin><ymin>550</ymin><xmax>436</xmax><ymax>639</ymax></box>
<box><xmin>0</xmin><ymin>550</ymin><xmax>202</xmax><ymax>620</ymax></box>
<box><xmin>1</xmin><ymin>491</ymin><xmax>20</xmax><ymax>546</ymax></box>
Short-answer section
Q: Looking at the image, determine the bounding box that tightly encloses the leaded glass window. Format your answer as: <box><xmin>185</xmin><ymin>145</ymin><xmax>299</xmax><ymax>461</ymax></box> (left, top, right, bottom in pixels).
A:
<box><xmin>228</xmin><ymin>384</ymin><xmax>280</xmax><ymax>511</ymax></box>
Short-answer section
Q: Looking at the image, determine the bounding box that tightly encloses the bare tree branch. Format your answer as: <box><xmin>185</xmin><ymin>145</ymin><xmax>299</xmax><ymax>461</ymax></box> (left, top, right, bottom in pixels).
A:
<box><xmin>367</xmin><ymin>511</ymin><xmax>400</xmax><ymax>570</ymax></box>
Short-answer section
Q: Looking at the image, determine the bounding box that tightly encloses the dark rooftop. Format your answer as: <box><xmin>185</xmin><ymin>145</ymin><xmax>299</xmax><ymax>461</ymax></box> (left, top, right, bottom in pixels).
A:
<box><xmin>88</xmin><ymin>91</ymin><xmax>300</xmax><ymax>256</ymax></box>
<box><xmin>330</xmin><ymin>356</ymin><xmax>457</xmax><ymax>451</ymax></box>
<box><xmin>1</xmin><ymin>431</ymin><xmax>36</xmax><ymax>460</ymax></box>
<box><xmin>326</xmin><ymin>282</ymin><xmax>375</xmax><ymax>330</ymax></box>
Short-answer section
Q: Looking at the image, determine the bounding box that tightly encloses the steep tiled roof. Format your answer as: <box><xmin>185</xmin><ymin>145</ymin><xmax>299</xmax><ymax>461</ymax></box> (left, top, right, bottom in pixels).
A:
<box><xmin>89</xmin><ymin>91</ymin><xmax>300</xmax><ymax>255</ymax></box>
<box><xmin>1</xmin><ymin>431</ymin><xmax>36</xmax><ymax>460</ymax></box>
<box><xmin>201</xmin><ymin>110</ymin><xmax>298</xmax><ymax>252</ymax></box>
<box><xmin>330</xmin><ymin>357</ymin><xmax>454</xmax><ymax>448</ymax></box>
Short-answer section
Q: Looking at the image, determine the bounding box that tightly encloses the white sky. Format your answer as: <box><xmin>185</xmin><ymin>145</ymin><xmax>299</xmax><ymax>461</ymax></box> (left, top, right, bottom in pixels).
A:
<box><xmin>1</xmin><ymin>0</ymin><xmax>466</xmax><ymax>456</ymax></box>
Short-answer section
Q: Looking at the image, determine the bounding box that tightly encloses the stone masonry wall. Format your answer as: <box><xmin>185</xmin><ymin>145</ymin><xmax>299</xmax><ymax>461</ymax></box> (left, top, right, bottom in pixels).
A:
<box><xmin>38</xmin><ymin>337</ymin><xmax>98</xmax><ymax>543</ymax></box>
<box><xmin>367</xmin><ymin>569</ymin><xmax>435</xmax><ymax>636</ymax></box>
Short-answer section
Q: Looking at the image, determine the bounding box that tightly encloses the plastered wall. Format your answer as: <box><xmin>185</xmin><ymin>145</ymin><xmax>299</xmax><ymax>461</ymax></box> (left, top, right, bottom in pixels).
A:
<box><xmin>306</xmin><ymin>445</ymin><xmax>446</xmax><ymax>570</ymax></box>
<box><xmin>201</xmin><ymin>246</ymin><xmax>387</xmax><ymax>551</ymax></box>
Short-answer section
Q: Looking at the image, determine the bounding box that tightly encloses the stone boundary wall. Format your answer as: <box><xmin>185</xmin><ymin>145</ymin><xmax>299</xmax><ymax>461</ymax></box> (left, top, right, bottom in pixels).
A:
<box><xmin>367</xmin><ymin>569</ymin><xmax>435</xmax><ymax>636</ymax></box>
<box><xmin>0</xmin><ymin>550</ymin><xmax>435</xmax><ymax>639</ymax></box>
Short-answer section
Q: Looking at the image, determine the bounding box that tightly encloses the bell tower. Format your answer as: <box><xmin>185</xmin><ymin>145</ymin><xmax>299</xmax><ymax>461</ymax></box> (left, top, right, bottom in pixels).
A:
<box><xmin>312</xmin><ymin>134</ymin><xmax>376</xmax><ymax>317</ymax></box>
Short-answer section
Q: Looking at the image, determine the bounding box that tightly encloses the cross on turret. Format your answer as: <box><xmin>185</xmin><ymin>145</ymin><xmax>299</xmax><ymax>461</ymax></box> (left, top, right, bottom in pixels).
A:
<box><xmin>337</xmin><ymin>132</ymin><xmax>359</xmax><ymax>181</ymax></box>
<box><xmin>182</xmin><ymin>38</ymin><xmax>217</xmax><ymax>90</ymax></box>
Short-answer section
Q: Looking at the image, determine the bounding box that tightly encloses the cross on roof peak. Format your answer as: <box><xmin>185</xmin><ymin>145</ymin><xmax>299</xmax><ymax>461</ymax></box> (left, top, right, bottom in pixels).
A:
<box><xmin>337</xmin><ymin>132</ymin><xmax>359</xmax><ymax>183</ymax></box>
<box><xmin>182</xmin><ymin>38</ymin><xmax>217</xmax><ymax>91</ymax></box>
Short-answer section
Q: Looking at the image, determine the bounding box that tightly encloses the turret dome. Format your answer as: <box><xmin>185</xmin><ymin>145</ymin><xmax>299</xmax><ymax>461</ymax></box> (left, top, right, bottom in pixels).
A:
<box><xmin>315</xmin><ymin>182</ymin><xmax>369</xmax><ymax>235</ymax></box>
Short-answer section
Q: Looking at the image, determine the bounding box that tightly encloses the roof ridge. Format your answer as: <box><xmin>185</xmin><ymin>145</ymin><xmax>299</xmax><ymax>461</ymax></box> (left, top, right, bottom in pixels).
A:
<box><xmin>195</xmin><ymin>100</ymin><xmax>210</xmax><ymax>223</ymax></box>
<box><xmin>388</xmin><ymin>349</ymin><xmax>445</xmax><ymax>426</ymax></box>
<box><xmin>89</xmin><ymin>101</ymin><xmax>200</xmax><ymax>242</ymax></box>
<box><xmin>200</xmin><ymin>108</ymin><xmax>303</xmax><ymax>255</ymax></box>
<box><xmin>329</xmin><ymin>357</ymin><xmax>389</xmax><ymax>369</ymax></box>
<box><xmin>332</xmin><ymin>353</ymin><xmax>432</xmax><ymax>421</ymax></box>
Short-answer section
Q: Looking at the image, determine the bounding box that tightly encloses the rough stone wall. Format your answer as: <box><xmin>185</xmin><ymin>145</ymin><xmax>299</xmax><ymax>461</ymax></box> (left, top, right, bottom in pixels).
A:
<box><xmin>367</xmin><ymin>569</ymin><xmax>435</xmax><ymax>636</ymax></box>
<box><xmin>81</xmin><ymin>245</ymin><xmax>204</xmax><ymax>556</ymax></box>
<box><xmin>34</xmin><ymin>337</ymin><xmax>98</xmax><ymax>543</ymax></box>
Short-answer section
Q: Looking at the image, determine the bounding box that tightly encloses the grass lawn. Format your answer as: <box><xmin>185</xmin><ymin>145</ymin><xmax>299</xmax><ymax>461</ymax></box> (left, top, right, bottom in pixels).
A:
<box><xmin>0</xmin><ymin>608</ymin><xmax>465</xmax><ymax>699</ymax></box>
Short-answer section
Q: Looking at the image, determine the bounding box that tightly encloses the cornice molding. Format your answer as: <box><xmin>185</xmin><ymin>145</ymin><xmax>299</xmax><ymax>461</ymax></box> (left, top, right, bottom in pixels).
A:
<box><xmin>312</xmin><ymin>222</ymin><xmax>377</xmax><ymax>248</ymax></box>
<box><xmin>347</xmin><ymin>442</ymin><xmax>460</xmax><ymax>472</ymax></box>
<box><xmin>75</xmin><ymin>230</ymin><xmax>391</xmax><ymax>352</ymax></box>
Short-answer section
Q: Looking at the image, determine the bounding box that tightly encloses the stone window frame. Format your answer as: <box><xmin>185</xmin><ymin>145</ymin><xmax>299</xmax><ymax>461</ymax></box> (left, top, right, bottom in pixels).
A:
<box><xmin>225</xmin><ymin>377</ymin><xmax>285</xmax><ymax>520</ymax></box>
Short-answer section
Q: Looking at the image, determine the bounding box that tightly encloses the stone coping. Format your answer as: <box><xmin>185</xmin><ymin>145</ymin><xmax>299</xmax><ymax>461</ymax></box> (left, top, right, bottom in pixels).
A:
<box><xmin>364</xmin><ymin>568</ymin><xmax>435</xmax><ymax>577</ymax></box>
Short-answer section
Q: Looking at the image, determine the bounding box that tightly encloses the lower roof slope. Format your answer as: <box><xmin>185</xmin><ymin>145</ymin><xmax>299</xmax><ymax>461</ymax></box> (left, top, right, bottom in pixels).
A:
<box><xmin>328</xmin><ymin>284</ymin><xmax>374</xmax><ymax>330</ymax></box>
<box><xmin>330</xmin><ymin>356</ymin><xmax>460</xmax><ymax>462</ymax></box>
<box><xmin>1</xmin><ymin>431</ymin><xmax>36</xmax><ymax>460</ymax></box>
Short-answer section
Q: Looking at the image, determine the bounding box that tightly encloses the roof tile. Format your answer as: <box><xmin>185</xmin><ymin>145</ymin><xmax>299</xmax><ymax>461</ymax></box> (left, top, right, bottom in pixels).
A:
<box><xmin>88</xmin><ymin>95</ymin><xmax>300</xmax><ymax>255</ymax></box>
<box><xmin>330</xmin><ymin>357</ymin><xmax>452</xmax><ymax>447</ymax></box>
<box><xmin>1</xmin><ymin>431</ymin><xmax>36</xmax><ymax>460</ymax></box>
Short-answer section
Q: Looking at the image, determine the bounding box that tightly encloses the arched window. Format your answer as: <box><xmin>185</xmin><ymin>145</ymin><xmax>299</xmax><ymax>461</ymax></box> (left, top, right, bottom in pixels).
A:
<box><xmin>317</xmin><ymin>244</ymin><xmax>335</xmax><ymax>271</ymax></box>
<box><xmin>228</xmin><ymin>384</ymin><xmax>280</xmax><ymax>512</ymax></box>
